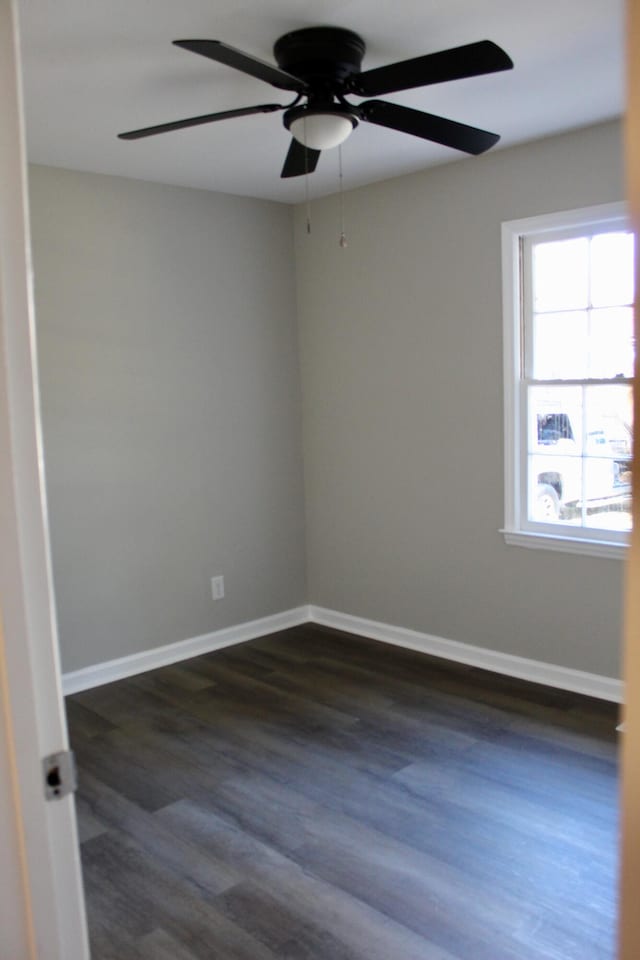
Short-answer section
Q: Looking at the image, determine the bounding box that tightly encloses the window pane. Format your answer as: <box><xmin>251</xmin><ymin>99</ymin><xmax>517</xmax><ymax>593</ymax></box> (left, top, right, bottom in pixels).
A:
<box><xmin>588</xmin><ymin>307</ymin><xmax>634</xmax><ymax>379</ymax></box>
<box><xmin>590</xmin><ymin>232</ymin><xmax>635</xmax><ymax>308</ymax></box>
<box><xmin>528</xmin><ymin>385</ymin><xmax>581</xmax><ymax>524</ymax></box>
<box><xmin>528</xmin><ymin>385</ymin><xmax>583</xmax><ymax>455</ymax></box>
<box><xmin>532</xmin><ymin>306</ymin><xmax>633</xmax><ymax>381</ymax></box>
<box><xmin>532</xmin><ymin>311</ymin><xmax>588</xmax><ymax>379</ymax></box>
<box><xmin>584</xmin><ymin>383</ymin><xmax>633</xmax><ymax>460</ymax></box>
<box><xmin>582</xmin><ymin>458</ymin><xmax>632</xmax><ymax>531</ymax></box>
<box><xmin>528</xmin><ymin>453</ymin><xmax>580</xmax><ymax>524</ymax></box>
<box><xmin>527</xmin><ymin>383</ymin><xmax>633</xmax><ymax>531</ymax></box>
<box><xmin>533</xmin><ymin>237</ymin><xmax>589</xmax><ymax>312</ymax></box>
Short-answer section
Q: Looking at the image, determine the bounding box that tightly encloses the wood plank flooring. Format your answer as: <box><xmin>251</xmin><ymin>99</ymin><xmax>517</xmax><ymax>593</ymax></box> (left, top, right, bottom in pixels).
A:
<box><xmin>66</xmin><ymin>624</ymin><xmax>619</xmax><ymax>960</ymax></box>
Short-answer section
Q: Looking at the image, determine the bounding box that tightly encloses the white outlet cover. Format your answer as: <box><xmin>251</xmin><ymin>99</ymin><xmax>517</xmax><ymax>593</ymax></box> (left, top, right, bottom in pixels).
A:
<box><xmin>211</xmin><ymin>576</ymin><xmax>225</xmax><ymax>600</ymax></box>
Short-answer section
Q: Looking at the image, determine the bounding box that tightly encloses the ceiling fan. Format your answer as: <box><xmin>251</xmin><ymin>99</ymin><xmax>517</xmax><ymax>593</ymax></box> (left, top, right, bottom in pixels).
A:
<box><xmin>118</xmin><ymin>27</ymin><xmax>513</xmax><ymax>178</ymax></box>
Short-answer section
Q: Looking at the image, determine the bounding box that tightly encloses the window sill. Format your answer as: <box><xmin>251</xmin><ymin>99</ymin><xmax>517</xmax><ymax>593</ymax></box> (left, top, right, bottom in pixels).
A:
<box><xmin>501</xmin><ymin>529</ymin><xmax>628</xmax><ymax>560</ymax></box>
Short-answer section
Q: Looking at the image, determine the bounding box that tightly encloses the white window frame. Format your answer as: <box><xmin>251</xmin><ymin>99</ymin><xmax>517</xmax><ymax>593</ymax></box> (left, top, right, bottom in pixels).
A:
<box><xmin>502</xmin><ymin>201</ymin><xmax>632</xmax><ymax>560</ymax></box>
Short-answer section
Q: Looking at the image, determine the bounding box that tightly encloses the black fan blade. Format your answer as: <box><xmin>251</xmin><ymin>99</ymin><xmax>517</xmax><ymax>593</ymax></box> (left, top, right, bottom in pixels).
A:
<box><xmin>118</xmin><ymin>103</ymin><xmax>283</xmax><ymax>140</ymax></box>
<box><xmin>361</xmin><ymin>100</ymin><xmax>499</xmax><ymax>155</ymax></box>
<box><xmin>174</xmin><ymin>40</ymin><xmax>307</xmax><ymax>93</ymax></box>
<box><xmin>281</xmin><ymin>138</ymin><xmax>321</xmax><ymax>178</ymax></box>
<box><xmin>351</xmin><ymin>40</ymin><xmax>513</xmax><ymax>97</ymax></box>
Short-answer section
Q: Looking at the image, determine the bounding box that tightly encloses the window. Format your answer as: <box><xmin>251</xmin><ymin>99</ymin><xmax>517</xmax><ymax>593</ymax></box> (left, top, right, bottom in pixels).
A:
<box><xmin>502</xmin><ymin>202</ymin><xmax>634</xmax><ymax>558</ymax></box>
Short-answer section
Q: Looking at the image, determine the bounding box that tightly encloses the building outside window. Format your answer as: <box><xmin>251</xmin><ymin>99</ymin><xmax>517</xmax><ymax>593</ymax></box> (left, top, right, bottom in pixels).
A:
<box><xmin>502</xmin><ymin>202</ymin><xmax>634</xmax><ymax>559</ymax></box>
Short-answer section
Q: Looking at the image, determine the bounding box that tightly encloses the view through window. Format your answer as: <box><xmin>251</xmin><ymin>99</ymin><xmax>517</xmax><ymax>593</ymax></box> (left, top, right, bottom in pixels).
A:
<box><xmin>503</xmin><ymin>204</ymin><xmax>635</xmax><ymax>555</ymax></box>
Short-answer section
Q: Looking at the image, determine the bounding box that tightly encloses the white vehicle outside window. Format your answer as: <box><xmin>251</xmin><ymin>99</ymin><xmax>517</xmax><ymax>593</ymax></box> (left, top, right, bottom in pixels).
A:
<box><xmin>502</xmin><ymin>202</ymin><xmax>634</xmax><ymax>559</ymax></box>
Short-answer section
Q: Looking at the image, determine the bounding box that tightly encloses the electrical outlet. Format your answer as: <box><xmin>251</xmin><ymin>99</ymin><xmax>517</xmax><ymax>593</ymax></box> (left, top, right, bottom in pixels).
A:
<box><xmin>211</xmin><ymin>576</ymin><xmax>225</xmax><ymax>600</ymax></box>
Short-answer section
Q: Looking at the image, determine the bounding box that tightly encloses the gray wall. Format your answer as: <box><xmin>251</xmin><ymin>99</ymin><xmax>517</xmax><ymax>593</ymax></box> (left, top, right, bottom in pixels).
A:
<box><xmin>30</xmin><ymin>165</ymin><xmax>306</xmax><ymax>672</ymax></box>
<box><xmin>295</xmin><ymin>120</ymin><xmax>625</xmax><ymax>679</ymax></box>
<box><xmin>31</xmin><ymin>120</ymin><xmax>626</xmax><ymax>681</ymax></box>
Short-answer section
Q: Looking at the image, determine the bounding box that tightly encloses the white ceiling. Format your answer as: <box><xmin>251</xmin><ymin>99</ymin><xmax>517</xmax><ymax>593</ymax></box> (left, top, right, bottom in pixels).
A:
<box><xmin>18</xmin><ymin>0</ymin><xmax>624</xmax><ymax>204</ymax></box>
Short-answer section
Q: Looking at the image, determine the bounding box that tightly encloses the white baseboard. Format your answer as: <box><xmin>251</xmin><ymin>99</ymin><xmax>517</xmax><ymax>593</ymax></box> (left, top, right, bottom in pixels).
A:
<box><xmin>308</xmin><ymin>605</ymin><xmax>624</xmax><ymax>703</ymax></box>
<box><xmin>62</xmin><ymin>606</ymin><xmax>309</xmax><ymax>696</ymax></box>
<box><xmin>63</xmin><ymin>602</ymin><xmax>623</xmax><ymax>704</ymax></box>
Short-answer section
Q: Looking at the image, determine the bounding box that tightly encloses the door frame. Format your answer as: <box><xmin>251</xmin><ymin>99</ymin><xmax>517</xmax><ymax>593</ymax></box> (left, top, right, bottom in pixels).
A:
<box><xmin>619</xmin><ymin>1</ymin><xmax>640</xmax><ymax>956</ymax></box>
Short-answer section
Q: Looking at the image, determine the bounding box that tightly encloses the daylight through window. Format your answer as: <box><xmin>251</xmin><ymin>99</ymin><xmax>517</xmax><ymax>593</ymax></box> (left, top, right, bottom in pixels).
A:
<box><xmin>503</xmin><ymin>203</ymin><xmax>635</xmax><ymax>557</ymax></box>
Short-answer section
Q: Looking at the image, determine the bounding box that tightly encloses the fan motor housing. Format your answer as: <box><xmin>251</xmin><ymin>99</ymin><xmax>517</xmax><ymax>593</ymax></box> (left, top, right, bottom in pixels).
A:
<box><xmin>274</xmin><ymin>27</ymin><xmax>366</xmax><ymax>86</ymax></box>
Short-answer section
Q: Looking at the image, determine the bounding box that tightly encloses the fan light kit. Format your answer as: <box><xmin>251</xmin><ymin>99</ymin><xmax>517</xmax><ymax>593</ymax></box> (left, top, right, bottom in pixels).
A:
<box><xmin>118</xmin><ymin>26</ymin><xmax>514</xmax><ymax>179</ymax></box>
<box><xmin>287</xmin><ymin>109</ymin><xmax>357</xmax><ymax>150</ymax></box>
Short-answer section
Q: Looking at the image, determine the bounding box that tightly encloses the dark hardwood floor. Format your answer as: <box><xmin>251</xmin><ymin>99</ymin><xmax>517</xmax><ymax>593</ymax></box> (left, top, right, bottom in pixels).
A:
<box><xmin>66</xmin><ymin>624</ymin><xmax>620</xmax><ymax>960</ymax></box>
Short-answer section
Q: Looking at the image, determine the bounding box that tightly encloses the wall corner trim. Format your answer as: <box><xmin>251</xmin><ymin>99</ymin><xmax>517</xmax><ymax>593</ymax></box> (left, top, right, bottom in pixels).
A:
<box><xmin>61</xmin><ymin>606</ymin><xmax>310</xmax><ymax>696</ymax></box>
<box><xmin>308</xmin><ymin>606</ymin><xmax>624</xmax><ymax>703</ymax></box>
<box><xmin>62</xmin><ymin>603</ymin><xmax>623</xmax><ymax>704</ymax></box>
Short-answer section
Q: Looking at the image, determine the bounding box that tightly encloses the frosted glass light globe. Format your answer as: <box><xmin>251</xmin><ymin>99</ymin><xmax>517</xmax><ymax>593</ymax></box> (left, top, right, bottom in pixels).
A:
<box><xmin>289</xmin><ymin>113</ymin><xmax>354</xmax><ymax>150</ymax></box>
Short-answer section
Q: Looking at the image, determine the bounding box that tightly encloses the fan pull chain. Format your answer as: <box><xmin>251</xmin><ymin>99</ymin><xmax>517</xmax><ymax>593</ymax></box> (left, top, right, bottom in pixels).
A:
<box><xmin>338</xmin><ymin>144</ymin><xmax>347</xmax><ymax>248</ymax></box>
<box><xmin>305</xmin><ymin>165</ymin><xmax>311</xmax><ymax>234</ymax></box>
<box><xmin>304</xmin><ymin>117</ymin><xmax>311</xmax><ymax>235</ymax></box>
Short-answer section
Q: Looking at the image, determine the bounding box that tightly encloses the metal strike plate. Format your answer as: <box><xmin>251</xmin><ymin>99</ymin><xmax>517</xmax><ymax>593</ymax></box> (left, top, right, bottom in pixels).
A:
<box><xmin>43</xmin><ymin>750</ymin><xmax>77</xmax><ymax>801</ymax></box>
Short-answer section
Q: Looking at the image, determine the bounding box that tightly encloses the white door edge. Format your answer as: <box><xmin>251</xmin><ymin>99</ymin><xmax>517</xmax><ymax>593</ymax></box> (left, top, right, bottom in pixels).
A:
<box><xmin>0</xmin><ymin>2</ymin><xmax>89</xmax><ymax>957</ymax></box>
